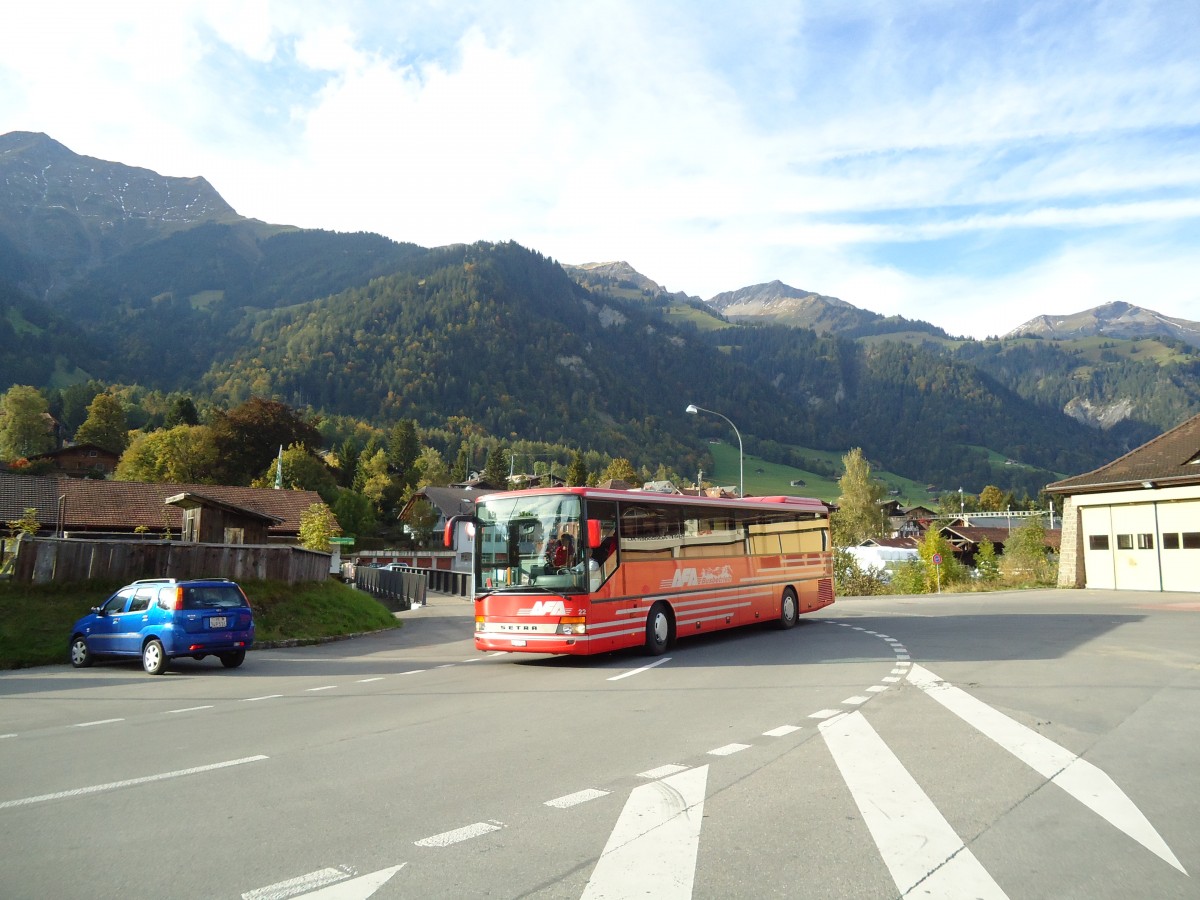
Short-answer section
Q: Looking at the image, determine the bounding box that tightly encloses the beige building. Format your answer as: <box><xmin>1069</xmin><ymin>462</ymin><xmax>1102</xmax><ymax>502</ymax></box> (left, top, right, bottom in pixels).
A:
<box><xmin>1047</xmin><ymin>412</ymin><xmax>1200</xmax><ymax>592</ymax></box>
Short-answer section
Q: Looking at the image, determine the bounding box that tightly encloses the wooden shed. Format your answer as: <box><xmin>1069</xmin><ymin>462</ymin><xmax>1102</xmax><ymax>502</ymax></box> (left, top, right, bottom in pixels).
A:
<box><xmin>165</xmin><ymin>491</ymin><xmax>283</xmax><ymax>545</ymax></box>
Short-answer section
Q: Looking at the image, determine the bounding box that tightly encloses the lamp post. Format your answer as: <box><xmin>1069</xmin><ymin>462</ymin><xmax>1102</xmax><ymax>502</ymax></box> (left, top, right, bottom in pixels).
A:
<box><xmin>686</xmin><ymin>404</ymin><xmax>743</xmax><ymax>498</ymax></box>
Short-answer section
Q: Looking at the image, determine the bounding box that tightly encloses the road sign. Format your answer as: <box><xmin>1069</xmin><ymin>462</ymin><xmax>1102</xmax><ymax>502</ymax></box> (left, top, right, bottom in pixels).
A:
<box><xmin>932</xmin><ymin>553</ymin><xmax>942</xmax><ymax>564</ymax></box>
<box><xmin>329</xmin><ymin>536</ymin><xmax>355</xmax><ymax>545</ymax></box>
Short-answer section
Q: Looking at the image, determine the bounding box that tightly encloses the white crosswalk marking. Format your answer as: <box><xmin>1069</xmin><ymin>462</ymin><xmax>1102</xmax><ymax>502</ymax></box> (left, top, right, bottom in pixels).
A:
<box><xmin>906</xmin><ymin>664</ymin><xmax>1186</xmax><ymax>874</ymax></box>
<box><xmin>820</xmin><ymin>711</ymin><xmax>1010</xmax><ymax>899</ymax></box>
<box><xmin>581</xmin><ymin>765</ymin><xmax>708</xmax><ymax>899</ymax></box>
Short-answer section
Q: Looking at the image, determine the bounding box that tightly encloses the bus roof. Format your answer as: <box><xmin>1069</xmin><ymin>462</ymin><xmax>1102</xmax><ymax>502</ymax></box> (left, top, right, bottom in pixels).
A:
<box><xmin>472</xmin><ymin>486</ymin><xmax>829</xmax><ymax>515</ymax></box>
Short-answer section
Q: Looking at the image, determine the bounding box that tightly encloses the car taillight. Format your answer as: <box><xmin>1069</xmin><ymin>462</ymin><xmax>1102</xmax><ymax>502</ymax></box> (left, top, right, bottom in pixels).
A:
<box><xmin>174</xmin><ymin>587</ymin><xmax>184</xmax><ymax>610</ymax></box>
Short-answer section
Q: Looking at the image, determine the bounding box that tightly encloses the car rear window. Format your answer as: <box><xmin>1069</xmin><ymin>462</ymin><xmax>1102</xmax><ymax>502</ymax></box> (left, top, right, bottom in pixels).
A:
<box><xmin>181</xmin><ymin>585</ymin><xmax>247</xmax><ymax>610</ymax></box>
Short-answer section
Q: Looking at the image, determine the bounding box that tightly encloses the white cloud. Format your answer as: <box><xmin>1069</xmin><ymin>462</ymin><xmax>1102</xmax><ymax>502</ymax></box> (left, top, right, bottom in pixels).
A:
<box><xmin>1</xmin><ymin>1</ymin><xmax>1196</xmax><ymax>338</ymax></box>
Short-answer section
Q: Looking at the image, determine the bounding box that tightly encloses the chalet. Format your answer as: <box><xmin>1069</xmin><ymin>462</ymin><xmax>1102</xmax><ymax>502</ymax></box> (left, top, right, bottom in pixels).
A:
<box><xmin>1047</xmin><ymin>411</ymin><xmax>1200</xmax><ymax>592</ymax></box>
<box><xmin>23</xmin><ymin>443</ymin><xmax>120</xmax><ymax>478</ymax></box>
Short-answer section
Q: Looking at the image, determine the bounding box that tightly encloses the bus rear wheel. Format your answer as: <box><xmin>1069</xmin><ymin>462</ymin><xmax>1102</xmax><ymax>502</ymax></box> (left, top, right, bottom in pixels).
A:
<box><xmin>778</xmin><ymin>588</ymin><xmax>799</xmax><ymax>629</ymax></box>
<box><xmin>644</xmin><ymin>602</ymin><xmax>673</xmax><ymax>655</ymax></box>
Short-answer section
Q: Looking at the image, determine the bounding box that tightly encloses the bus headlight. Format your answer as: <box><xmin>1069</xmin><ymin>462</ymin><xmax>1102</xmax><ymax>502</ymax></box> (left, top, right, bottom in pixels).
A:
<box><xmin>559</xmin><ymin>617</ymin><xmax>586</xmax><ymax>635</ymax></box>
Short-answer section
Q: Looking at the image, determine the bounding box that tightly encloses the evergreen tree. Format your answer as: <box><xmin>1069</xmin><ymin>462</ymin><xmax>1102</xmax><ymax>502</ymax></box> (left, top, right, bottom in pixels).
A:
<box><xmin>387</xmin><ymin>419</ymin><xmax>421</xmax><ymax>491</ymax></box>
<box><xmin>0</xmin><ymin>385</ymin><xmax>54</xmax><ymax>461</ymax></box>
<box><xmin>566</xmin><ymin>452</ymin><xmax>588</xmax><ymax>487</ymax></box>
<box><xmin>831</xmin><ymin>448</ymin><xmax>887</xmax><ymax>546</ymax></box>
<box><xmin>164</xmin><ymin>396</ymin><xmax>200</xmax><ymax>427</ymax></box>
<box><xmin>74</xmin><ymin>392</ymin><xmax>129</xmax><ymax>455</ymax></box>
<box><xmin>451</xmin><ymin>441</ymin><xmax>470</xmax><ymax>483</ymax></box>
<box><xmin>482</xmin><ymin>445</ymin><xmax>509</xmax><ymax>488</ymax></box>
<box><xmin>336</xmin><ymin>438</ymin><xmax>360</xmax><ymax>488</ymax></box>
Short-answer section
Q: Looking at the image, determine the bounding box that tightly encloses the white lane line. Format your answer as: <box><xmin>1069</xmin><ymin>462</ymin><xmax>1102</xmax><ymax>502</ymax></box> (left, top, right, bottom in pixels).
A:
<box><xmin>582</xmin><ymin>764</ymin><xmax>708</xmax><ymax>899</ymax></box>
<box><xmin>639</xmin><ymin>764</ymin><xmax>689</xmax><ymax>779</ymax></box>
<box><xmin>242</xmin><ymin>694</ymin><xmax>283</xmax><ymax>702</ymax></box>
<box><xmin>306</xmin><ymin>685</ymin><xmax>337</xmax><ymax>692</ymax></box>
<box><xmin>607</xmin><ymin>658</ymin><xmax>672</xmax><ymax>681</ymax></box>
<box><xmin>462</xmin><ymin>657</ymin><xmax>483</xmax><ymax>662</ymax></box>
<box><xmin>907</xmin><ymin>664</ymin><xmax>1187</xmax><ymax>874</ymax></box>
<box><xmin>820</xmin><ymin>712</ymin><xmax>1008</xmax><ymax>899</ymax></box>
<box><xmin>809</xmin><ymin>709</ymin><xmax>842</xmax><ymax>719</ymax></box>
<box><xmin>414</xmin><ymin>821</ymin><xmax>504</xmax><ymax>847</ymax></box>
<box><xmin>545</xmin><ymin>788</ymin><xmax>610</xmax><ymax>809</ymax></box>
<box><xmin>166</xmin><ymin>705</ymin><xmax>214</xmax><ymax>714</ymax></box>
<box><xmin>74</xmin><ymin>718</ymin><xmax>124</xmax><ymax>728</ymax></box>
<box><xmin>303</xmin><ymin>865</ymin><xmax>405</xmax><ymax>899</ymax></box>
<box><xmin>0</xmin><ymin>755</ymin><xmax>269</xmax><ymax>810</ymax></box>
<box><xmin>842</xmin><ymin>696</ymin><xmax>870</xmax><ymax>705</ymax></box>
<box><xmin>866</xmin><ymin>686</ymin><xmax>888</xmax><ymax>693</ymax></box>
<box><xmin>242</xmin><ymin>865</ymin><xmax>354</xmax><ymax>900</ymax></box>
<box><xmin>708</xmin><ymin>743</ymin><xmax>750</xmax><ymax>757</ymax></box>
<box><xmin>435</xmin><ymin>664</ymin><xmax>455</xmax><ymax>669</ymax></box>
<box><xmin>882</xmin><ymin>676</ymin><xmax>901</xmax><ymax>683</ymax></box>
<box><xmin>357</xmin><ymin>677</ymin><xmax>384</xmax><ymax>683</ymax></box>
<box><xmin>400</xmin><ymin>670</ymin><xmax>426</xmax><ymax>675</ymax></box>
<box><xmin>0</xmin><ymin>733</ymin><xmax>15</xmax><ymax>739</ymax></box>
<box><xmin>763</xmin><ymin>725</ymin><xmax>801</xmax><ymax>737</ymax></box>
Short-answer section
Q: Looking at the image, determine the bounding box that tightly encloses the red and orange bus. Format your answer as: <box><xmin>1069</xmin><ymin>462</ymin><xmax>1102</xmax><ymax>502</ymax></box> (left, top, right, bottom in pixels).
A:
<box><xmin>446</xmin><ymin>487</ymin><xmax>833</xmax><ymax>656</ymax></box>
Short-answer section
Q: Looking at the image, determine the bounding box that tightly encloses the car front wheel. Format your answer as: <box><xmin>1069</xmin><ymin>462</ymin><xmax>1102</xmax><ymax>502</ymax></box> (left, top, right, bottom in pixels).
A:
<box><xmin>70</xmin><ymin>635</ymin><xmax>93</xmax><ymax>668</ymax></box>
<box><xmin>142</xmin><ymin>639</ymin><xmax>167</xmax><ymax>675</ymax></box>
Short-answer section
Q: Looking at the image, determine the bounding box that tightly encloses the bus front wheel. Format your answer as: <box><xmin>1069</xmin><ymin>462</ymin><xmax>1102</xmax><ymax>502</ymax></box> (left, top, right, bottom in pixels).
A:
<box><xmin>778</xmin><ymin>587</ymin><xmax>799</xmax><ymax>629</ymax></box>
<box><xmin>645</xmin><ymin>602</ymin><xmax>673</xmax><ymax>655</ymax></box>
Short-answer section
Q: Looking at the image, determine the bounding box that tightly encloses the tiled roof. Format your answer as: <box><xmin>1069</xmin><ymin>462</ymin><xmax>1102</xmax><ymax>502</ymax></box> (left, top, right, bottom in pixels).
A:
<box><xmin>0</xmin><ymin>473</ymin><xmax>63</xmax><ymax>523</ymax></box>
<box><xmin>0</xmin><ymin>473</ymin><xmax>323</xmax><ymax>534</ymax></box>
<box><xmin>1046</xmin><ymin>411</ymin><xmax>1200</xmax><ymax>494</ymax></box>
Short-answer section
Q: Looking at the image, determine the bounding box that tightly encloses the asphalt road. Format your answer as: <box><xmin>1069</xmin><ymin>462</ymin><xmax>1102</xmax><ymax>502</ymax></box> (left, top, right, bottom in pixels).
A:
<box><xmin>2</xmin><ymin>587</ymin><xmax>1198</xmax><ymax>899</ymax></box>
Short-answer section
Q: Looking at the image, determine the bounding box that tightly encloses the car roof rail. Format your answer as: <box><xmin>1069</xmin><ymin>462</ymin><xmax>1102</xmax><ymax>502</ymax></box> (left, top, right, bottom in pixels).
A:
<box><xmin>129</xmin><ymin>578</ymin><xmax>176</xmax><ymax>585</ymax></box>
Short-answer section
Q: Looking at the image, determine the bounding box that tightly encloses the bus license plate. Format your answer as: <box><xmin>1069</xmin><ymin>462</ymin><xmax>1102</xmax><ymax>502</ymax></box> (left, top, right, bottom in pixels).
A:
<box><xmin>210</xmin><ymin>616</ymin><xmax>227</xmax><ymax>629</ymax></box>
<box><xmin>511</xmin><ymin>639</ymin><xmax>527</xmax><ymax>647</ymax></box>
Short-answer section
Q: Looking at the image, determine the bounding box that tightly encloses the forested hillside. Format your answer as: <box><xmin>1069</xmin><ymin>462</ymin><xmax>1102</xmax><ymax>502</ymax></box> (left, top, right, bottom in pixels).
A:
<box><xmin>2</xmin><ymin>131</ymin><xmax>1197</xmax><ymax>500</ymax></box>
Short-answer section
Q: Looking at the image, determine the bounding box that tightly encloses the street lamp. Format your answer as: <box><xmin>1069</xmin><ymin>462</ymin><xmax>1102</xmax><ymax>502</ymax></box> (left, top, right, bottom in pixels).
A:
<box><xmin>686</xmin><ymin>404</ymin><xmax>743</xmax><ymax>498</ymax></box>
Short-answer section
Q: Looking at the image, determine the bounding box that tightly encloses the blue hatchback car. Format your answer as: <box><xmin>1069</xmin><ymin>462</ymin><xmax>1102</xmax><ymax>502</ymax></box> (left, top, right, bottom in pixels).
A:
<box><xmin>69</xmin><ymin>577</ymin><xmax>254</xmax><ymax>674</ymax></box>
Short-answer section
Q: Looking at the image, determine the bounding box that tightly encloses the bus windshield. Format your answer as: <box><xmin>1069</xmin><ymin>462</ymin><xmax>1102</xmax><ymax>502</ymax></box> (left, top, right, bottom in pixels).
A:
<box><xmin>476</xmin><ymin>493</ymin><xmax>586</xmax><ymax>592</ymax></box>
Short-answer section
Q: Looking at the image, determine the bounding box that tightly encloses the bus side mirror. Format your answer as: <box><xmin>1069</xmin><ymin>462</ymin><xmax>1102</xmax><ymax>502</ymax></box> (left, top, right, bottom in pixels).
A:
<box><xmin>586</xmin><ymin>519</ymin><xmax>602</xmax><ymax>549</ymax></box>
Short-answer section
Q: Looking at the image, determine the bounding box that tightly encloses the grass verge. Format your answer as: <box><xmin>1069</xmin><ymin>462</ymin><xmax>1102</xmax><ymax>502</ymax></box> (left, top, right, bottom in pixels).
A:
<box><xmin>0</xmin><ymin>578</ymin><xmax>400</xmax><ymax>670</ymax></box>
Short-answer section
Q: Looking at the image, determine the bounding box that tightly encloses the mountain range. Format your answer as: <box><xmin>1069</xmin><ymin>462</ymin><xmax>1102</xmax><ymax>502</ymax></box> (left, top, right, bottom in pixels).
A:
<box><xmin>2</xmin><ymin>130</ymin><xmax>1199</xmax><ymax>497</ymax></box>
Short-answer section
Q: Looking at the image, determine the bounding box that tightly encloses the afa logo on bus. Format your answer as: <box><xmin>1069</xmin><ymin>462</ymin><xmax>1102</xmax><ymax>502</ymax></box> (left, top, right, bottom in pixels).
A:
<box><xmin>666</xmin><ymin>566</ymin><xmax>734</xmax><ymax>589</ymax></box>
<box><xmin>519</xmin><ymin>600</ymin><xmax>569</xmax><ymax>616</ymax></box>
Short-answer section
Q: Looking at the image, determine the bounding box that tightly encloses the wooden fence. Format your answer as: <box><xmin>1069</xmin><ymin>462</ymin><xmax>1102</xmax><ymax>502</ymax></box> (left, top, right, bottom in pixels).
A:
<box><xmin>9</xmin><ymin>536</ymin><xmax>333</xmax><ymax>585</ymax></box>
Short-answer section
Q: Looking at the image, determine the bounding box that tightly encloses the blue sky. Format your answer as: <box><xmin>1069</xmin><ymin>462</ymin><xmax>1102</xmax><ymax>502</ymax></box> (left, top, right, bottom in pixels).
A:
<box><xmin>3</xmin><ymin>1</ymin><xmax>1197</xmax><ymax>338</ymax></box>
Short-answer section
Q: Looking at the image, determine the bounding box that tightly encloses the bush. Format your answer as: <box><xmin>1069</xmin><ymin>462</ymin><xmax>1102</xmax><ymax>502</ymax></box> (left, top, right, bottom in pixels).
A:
<box><xmin>834</xmin><ymin>549</ymin><xmax>889</xmax><ymax>596</ymax></box>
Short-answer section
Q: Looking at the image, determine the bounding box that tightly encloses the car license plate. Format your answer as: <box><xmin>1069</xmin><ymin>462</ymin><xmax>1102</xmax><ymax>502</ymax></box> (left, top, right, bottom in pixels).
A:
<box><xmin>209</xmin><ymin>616</ymin><xmax>228</xmax><ymax>629</ymax></box>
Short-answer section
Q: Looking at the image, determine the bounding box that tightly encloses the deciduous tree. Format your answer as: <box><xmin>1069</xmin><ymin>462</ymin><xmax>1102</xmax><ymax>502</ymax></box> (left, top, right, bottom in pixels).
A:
<box><xmin>831</xmin><ymin>448</ymin><xmax>887</xmax><ymax>546</ymax></box>
<box><xmin>298</xmin><ymin>502</ymin><xmax>342</xmax><ymax>550</ymax></box>
<box><xmin>74</xmin><ymin>392</ymin><xmax>129</xmax><ymax>455</ymax></box>
<box><xmin>0</xmin><ymin>385</ymin><xmax>54</xmax><ymax>461</ymax></box>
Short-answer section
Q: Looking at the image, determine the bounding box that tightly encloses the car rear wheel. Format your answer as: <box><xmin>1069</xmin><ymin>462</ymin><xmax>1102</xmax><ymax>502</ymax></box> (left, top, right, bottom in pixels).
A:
<box><xmin>221</xmin><ymin>649</ymin><xmax>246</xmax><ymax>669</ymax></box>
<box><xmin>70</xmin><ymin>635</ymin><xmax>93</xmax><ymax>668</ymax></box>
<box><xmin>142</xmin><ymin>639</ymin><xmax>167</xmax><ymax>675</ymax></box>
